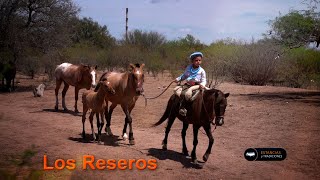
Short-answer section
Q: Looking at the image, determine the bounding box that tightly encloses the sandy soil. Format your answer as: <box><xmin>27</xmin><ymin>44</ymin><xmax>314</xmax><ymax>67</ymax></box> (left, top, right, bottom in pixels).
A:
<box><xmin>0</xmin><ymin>72</ymin><xmax>319</xmax><ymax>179</ymax></box>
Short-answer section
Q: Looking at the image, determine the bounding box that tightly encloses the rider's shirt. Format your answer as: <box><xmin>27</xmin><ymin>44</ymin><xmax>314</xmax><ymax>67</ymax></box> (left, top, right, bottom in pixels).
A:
<box><xmin>176</xmin><ymin>65</ymin><xmax>206</xmax><ymax>86</ymax></box>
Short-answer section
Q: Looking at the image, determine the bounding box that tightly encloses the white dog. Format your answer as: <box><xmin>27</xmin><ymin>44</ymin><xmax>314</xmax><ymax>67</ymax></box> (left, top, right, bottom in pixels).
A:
<box><xmin>33</xmin><ymin>83</ymin><xmax>46</xmax><ymax>97</ymax></box>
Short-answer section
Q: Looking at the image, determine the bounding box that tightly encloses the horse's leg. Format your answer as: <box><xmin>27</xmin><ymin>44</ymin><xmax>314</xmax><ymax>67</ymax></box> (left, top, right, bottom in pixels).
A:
<box><xmin>82</xmin><ymin>105</ymin><xmax>88</xmax><ymax>139</ymax></box>
<box><xmin>122</xmin><ymin>117</ymin><xmax>128</xmax><ymax>140</ymax></box>
<box><xmin>62</xmin><ymin>81</ymin><xmax>69</xmax><ymax>111</ymax></box>
<box><xmin>182</xmin><ymin>122</ymin><xmax>189</xmax><ymax>156</ymax></box>
<box><xmin>162</xmin><ymin>113</ymin><xmax>176</xmax><ymax>150</ymax></box>
<box><xmin>5</xmin><ymin>78</ymin><xmax>9</xmax><ymax>91</ymax></box>
<box><xmin>89</xmin><ymin>111</ymin><xmax>96</xmax><ymax>142</ymax></box>
<box><xmin>74</xmin><ymin>87</ymin><xmax>80</xmax><ymax>113</ymax></box>
<box><xmin>203</xmin><ymin>124</ymin><xmax>214</xmax><ymax>162</ymax></box>
<box><xmin>12</xmin><ymin>77</ymin><xmax>14</xmax><ymax>91</ymax></box>
<box><xmin>122</xmin><ymin>102</ymin><xmax>136</xmax><ymax>141</ymax></box>
<box><xmin>121</xmin><ymin>104</ymin><xmax>134</xmax><ymax>145</ymax></box>
<box><xmin>96</xmin><ymin>113</ymin><xmax>101</xmax><ymax>143</ymax></box>
<box><xmin>191</xmin><ymin>125</ymin><xmax>200</xmax><ymax>164</ymax></box>
<box><xmin>105</xmin><ymin>103</ymin><xmax>116</xmax><ymax>136</ymax></box>
<box><xmin>55</xmin><ymin>79</ymin><xmax>62</xmax><ymax>111</ymax></box>
<box><xmin>98</xmin><ymin>111</ymin><xmax>105</xmax><ymax>143</ymax></box>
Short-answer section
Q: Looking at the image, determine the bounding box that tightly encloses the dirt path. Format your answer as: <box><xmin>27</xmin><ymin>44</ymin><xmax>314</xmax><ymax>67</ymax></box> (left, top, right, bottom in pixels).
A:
<box><xmin>0</xmin><ymin>73</ymin><xmax>319</xmax><ymax>179</ymax></box>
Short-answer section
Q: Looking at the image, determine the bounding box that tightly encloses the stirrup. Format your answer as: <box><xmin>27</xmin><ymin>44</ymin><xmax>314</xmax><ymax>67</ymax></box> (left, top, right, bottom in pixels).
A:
<box><xmin>179</xmin><ymin>108</ymin><xmax>187</xmax><ymax>116</ymax></box>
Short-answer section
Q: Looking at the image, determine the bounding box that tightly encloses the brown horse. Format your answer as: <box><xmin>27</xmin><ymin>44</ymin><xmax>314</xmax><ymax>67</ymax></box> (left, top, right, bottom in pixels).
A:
<box><xmin>96</xmin><ymin>63</ymin><xmax>145</xmax><ymax>145</ymax></box>
<box><xmin>82</xmin><ymin>79</ymin><xmax>115</xmax><ymax>143</ymax></box>
<box><xmin>154</xmin><ymin>88</ymin><xmax>229</xmax><ymax>164</ymax></box>
<box><xmin>55</xmin><ymin>63</ymin><xmax>97</xmax><ymax>113</ymax></box>
<box><xmin>0</xmin><ymin>61</ymin><xmax>16</xmax><ymax>92</ymax></box>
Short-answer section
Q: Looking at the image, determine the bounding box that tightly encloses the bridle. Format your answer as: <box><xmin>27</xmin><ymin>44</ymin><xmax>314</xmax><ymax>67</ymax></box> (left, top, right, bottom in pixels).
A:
<box><xmin>200</xmin><ymin>90</ymin><xmax>225</xmax><ymax>133</ymax></box>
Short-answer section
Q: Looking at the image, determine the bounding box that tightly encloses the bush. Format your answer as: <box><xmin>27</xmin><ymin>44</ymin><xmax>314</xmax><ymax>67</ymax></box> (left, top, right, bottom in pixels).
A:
<box><xmin>277</xmin><ymin>48</ymin><xmax>320</xmax><ymax>88</ymax></box>
<box><xmin>228</xmin><ymin>43</ymin><xmax>282</xmax><ymax>85</ymax></box>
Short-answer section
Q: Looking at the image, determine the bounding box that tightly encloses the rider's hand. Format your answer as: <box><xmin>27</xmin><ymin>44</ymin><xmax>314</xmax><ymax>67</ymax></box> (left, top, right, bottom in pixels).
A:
<box><xmin>174</xmin><ymin>79</ymin><xmax>179</xmax><ymax>83</ymax></box>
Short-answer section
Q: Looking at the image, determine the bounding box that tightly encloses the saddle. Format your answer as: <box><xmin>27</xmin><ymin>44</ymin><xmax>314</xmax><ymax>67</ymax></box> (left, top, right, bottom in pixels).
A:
<box><xmin>173</xmin><ymin>84</ymin><xmax>202</xmax><ymax>102</ymax></box>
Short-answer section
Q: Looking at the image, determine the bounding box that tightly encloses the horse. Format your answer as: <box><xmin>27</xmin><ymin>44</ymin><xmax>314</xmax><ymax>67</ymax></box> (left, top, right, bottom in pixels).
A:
<box><xmin>0</xmin><ymin>61</ymin><xmax>16</xmax><ymax>92</ymax></box>
<box><xmin>95</xmin><ymin>63</ymin><xmax>145</xmax><ymax>145</ymax></box>
<box><xmin>154</xmin><ymin>88</ymin><xmax>229</xmax><ymax>164</ymax></box>
<box><xmin>82</xmin><ymin>79</ymin><xmax>115</xmax><ymax>143</ymax></box>
<box><xmin>54</xmin><ymin>63</ymin><xmax>97</xmax><ymax>113</ymax></box>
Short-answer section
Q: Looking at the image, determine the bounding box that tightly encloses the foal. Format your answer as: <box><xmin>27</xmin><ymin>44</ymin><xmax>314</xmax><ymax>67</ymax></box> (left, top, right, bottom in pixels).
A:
<box><xmin>82</xmin><ymin>79</ymin><xmax>115</xmax><ymax>142</ymax></box>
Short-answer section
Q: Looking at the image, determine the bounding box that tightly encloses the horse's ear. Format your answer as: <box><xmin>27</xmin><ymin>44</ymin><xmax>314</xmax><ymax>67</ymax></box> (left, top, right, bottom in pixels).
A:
<box><xmin>94</xmin><ymin>65</ymin><xmax>98</xmax><ymax>70</ymax></box>
<box><xmin>140</xmin><ymin>63</ymin><xmax>145</xmax><ymax>69</ymax></box>
<box><xmin>225</xmin><ymin>93</ymin><xmax>230</xmax><ymax>98</ymax></box>
<box><xmin>129</xmin><ymin>63</ymin><xmax>135</xmax><ymax>71</ymax></box>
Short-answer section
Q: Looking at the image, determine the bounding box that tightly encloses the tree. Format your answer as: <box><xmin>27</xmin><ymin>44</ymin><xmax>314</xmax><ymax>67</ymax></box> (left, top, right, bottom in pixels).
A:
<box><xmin>71</xmin><ymin>17</ymin><xmax>115</xmax><ymax>49</ymax></box>
<box><xmin>268</xmin><ymin>1</ymin><xmax>320</xmax><ymax>48</ymax></box>
<box><xmin>0</xmin><ymin>0</ymin><xmax>79</xmax><ymax>62</ymax></box>
<box><xmin>124</xmin><ymin>29</ymin><xmax>166</xmax><ymax>51</ymax></box>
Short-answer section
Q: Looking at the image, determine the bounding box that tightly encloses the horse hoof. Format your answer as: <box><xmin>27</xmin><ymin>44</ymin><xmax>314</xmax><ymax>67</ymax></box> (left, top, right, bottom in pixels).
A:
<box><xmin>192</xmin><ymin>158</ymin><xmax>198</xmax><ymax>164</ymax></box>
<box><xmin>203</xmin><ymin>154</ymin><xmax>209</xmax><ymax>162</ymax></box>
<box><xmin>162</xmin><ymin>144</ymin><xmax>167</xmax><ymax>150</ymax></box>
<box><xmin>54</xmin><ymin>106</ymin><xmax>58</xmax><ymax>111</ymax></box>
<box><xmin>105</xmin><ymin>127</ymin><xmax>113</xmax><ymax>136</ymax></box>
<box><xmin>129</xmin><ymin>140</ymin><xmax>135</xmax><ymax>145</ymax></box>
<box><xmin>122</xmin><ymin>133</ymin><xmax>128</xmax><ymax>140</ymax></box>
<box><xmin>74</xmin><ymin>109</ymin><xmax>79</xmax><ymax>113</ymax></box>
<box><xmin>106</xmin><ymin>132</ymin><xmax>113</xmax><ymax>136</ymax></box>
<box><xmin>183</xmin><ymin>150</ymin><xmax>189</xmax><ymax>156</ymax></box>
<box><xmin>63</xmin><ymin>108</ymin><xmax>68</xmax><ymax>111</ymax></box>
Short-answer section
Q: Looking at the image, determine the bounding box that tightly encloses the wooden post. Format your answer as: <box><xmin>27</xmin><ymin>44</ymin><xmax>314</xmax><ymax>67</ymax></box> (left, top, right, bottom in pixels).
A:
<box><xmin>126</xmin><ymin>8</ymin><xmax>128</xmax><ymax>42</ymax></box>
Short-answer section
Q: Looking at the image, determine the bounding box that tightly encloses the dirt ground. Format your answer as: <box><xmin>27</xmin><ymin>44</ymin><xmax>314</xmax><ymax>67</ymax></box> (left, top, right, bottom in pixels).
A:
<box><xmin>0</xmin><ymin>72</ymin><xmax>319</xmax><ymax>179</ymax></box>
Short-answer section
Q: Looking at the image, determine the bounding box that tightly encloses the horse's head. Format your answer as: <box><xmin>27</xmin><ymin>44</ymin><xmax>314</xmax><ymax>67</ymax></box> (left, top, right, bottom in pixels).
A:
<box><xmin>205</xmin><ymin>89</ymin><xmax>230</xmax><ymax>126</ymax></box>
<box><xmin>129</xmin><ymin>63</ymin><xmax>145</xmax><ymax>95</ymax></box>
<box><xmin>99</xmin><ymin>79</ymin><xmax>116</xmax><ymax>95</ymax></box>
<box><xmin>80</xmin><ymin>64</ymin><xmax>97</xmax><ymax>89</ymax></box>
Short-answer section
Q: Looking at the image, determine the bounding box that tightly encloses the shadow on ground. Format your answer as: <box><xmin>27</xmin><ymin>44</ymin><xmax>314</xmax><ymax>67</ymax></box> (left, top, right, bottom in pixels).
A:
<box><xmin>147</xmin><ymin>148</ymin><xmax>206</xmax><ymax>169</ymax></box>
<box><xmin>68</xmin><ymin>134</ymin><xmax>121</xmax><ymax>147</ymax></box>
<box><xmin>39</xmin><ymin>108</ymin><xmax>82</xmax><ymax>116</ymax></box>
<box><xmin>242</xmin><ymin>91</ymin><xmax>320</xmax><ymax>106</ymax></box>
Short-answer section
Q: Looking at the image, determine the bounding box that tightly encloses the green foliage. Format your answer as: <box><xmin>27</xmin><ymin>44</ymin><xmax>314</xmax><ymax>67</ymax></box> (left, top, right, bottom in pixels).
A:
<box><xmin>202</xmin><ymin>41</ymin><xmax>242</xmax><ymax>87</ymax></box>
<box><xmin>19</xmin><ymin>58</ymin><xmax>40</xmax><ymax>78</ymax></box>
<box><xmin>271</xmin><ymin>10</ymin><xmax>316</xmax><ymax>47</ymax></box>
<box><xmin>277</xmin><ymin>48</ymin><xmax>320</xmax><ymax>88</ymax></box>
<box><xmin>1</xmin><ymin>145</ymin><xmax>43</xmax><ymax>180</ymax></box>
<box><xmin>0</xmin><ymin>0</ymin><xmax>79</xmax><ymax>61</ymax></box>
<box><xmin>10</xmin><ymin>145</ymin><xmax>37</xmax><ymax>167</ymax></box>
<box><xmin>124</xmin><ymin>29</ymin><xmax>167</xmax><ymax>51</ymax></box>
<box><xmin>72</xmin><ymin>17</ymin><xmax>115</xmax><ymax>49</ymax></box>
<box><xmin>269</xmin><ymin>0</ymin><xmax>320</xmax><ymax>48</ymax></box>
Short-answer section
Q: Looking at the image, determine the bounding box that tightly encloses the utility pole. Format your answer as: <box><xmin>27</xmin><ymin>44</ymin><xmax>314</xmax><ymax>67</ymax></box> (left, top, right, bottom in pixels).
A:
<box><xmin>126</xmin><ymin>8</ymin><xmax>128</xmax><ymax>42</ymax></box>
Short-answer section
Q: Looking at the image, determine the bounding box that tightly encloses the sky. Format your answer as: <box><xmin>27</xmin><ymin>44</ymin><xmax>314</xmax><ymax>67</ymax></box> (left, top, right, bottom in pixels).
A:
<box><xmin>73</xmin><ymin>0</ymin><xmax>310</xmax><ymax>44</ymax></box>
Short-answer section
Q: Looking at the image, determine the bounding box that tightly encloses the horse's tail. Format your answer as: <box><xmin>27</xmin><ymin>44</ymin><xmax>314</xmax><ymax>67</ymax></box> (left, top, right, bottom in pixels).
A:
<box><xmin>153</xmin><ymin>95</ymin><xmax>175</xmax><ymax>127</ymax></box>
<box><xmin>153</xmin><ymin>108</ymin><xmax>169</xmax><ymax>127</ymax></box>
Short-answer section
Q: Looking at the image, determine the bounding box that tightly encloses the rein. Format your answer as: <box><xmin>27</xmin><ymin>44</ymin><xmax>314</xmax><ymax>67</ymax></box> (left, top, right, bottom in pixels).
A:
<box><xmin>200</xmin><ymin>91</ymin><xmax>218</xmax><ymax>134</ymax></box>
<box><xmin>141</xmin><ymin>80</ymin><xmax>176</xmax><ymax>106</ymax></box>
